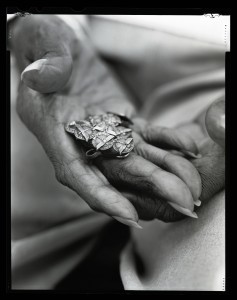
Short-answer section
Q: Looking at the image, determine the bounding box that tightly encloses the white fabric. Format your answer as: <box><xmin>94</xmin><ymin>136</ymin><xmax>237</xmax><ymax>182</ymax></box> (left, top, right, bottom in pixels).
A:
<box><xmin>94</xmin><ymin>15</ymin><xmax>230</xmax><ymax>49</ymax></box>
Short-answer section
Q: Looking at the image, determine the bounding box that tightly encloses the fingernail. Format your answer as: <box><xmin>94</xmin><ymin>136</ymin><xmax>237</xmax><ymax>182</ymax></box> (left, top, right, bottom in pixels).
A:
<box><xmin>113</xmin><ymin>216</ymin><xmax>143</xmax><ymax>229</ymax></box>
<box><xmin>168</xmin><ymin>202</ymin><xmax>198</xmax><ymax>219</ymax></box>
<box><xmin>182</xmin><ymin>151</ymin><xmax>202</xmax><ymax>159</ymax></box>
<box><xmin>21</xmin><ymin>59</ymin><xmax>47</xmax><ymax>81</ymax></box>
<box><xmin>194</xmin><ymin>199</ymin><xmax>202</xmax><ymax>207</ymax></box>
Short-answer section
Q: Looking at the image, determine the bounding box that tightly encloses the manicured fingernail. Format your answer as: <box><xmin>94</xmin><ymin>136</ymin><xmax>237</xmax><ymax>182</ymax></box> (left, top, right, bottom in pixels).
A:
<box><xmin>168</xmin><ymin>202</ymin><xmax>198</xmax><ymax>219</ymax></box>
<box><xmin>113</xmin><ymin>216</ymin><xmax>143</xmax><ymax>229</ymax></box>
<box><xmin>21</xmin><ymin>59</ymin><xmax>47</xmax><ymax>80</ymax></box>
<box><xmin>182</xmin><ymin>151</ymin><xmax>202</xmax><ymax>159</ymax></box>
<box><xmin>194</xmin><ymin>199</ymin><xmax>201</xmax><ymax>207</ymax></box>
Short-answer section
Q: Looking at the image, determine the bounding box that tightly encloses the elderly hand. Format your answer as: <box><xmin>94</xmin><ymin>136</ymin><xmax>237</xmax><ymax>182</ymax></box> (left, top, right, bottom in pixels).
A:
<box><xmin>176</xmin><ymin>97</ymin><xmax>225</xmax><ymax>203</ymax></box>
<box><xmin>10</xmin><ymin>15</ymin><xmax>203</xmax><ymax>227</ymax></box>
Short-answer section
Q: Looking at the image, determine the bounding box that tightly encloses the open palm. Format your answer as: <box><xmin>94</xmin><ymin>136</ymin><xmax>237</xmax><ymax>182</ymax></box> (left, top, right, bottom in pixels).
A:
<box><xmin>12</xmin><ymin>15</ymin><xmax>202</xmax><ymax>226</ymax></box>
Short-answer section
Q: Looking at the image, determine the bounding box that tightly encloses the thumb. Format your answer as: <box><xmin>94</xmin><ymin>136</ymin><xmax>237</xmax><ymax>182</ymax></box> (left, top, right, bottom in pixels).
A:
<box><xmin>205</xmin><ymin>97</ymin><xmax>225</xmax><ymax>148</ymax></box>
<box><xmin>21</xmin><ymin>55</ymin><xmax>73</xmax><ymax>94</ymax></box>
<box><xmin>11</xmin><ymin>15</ymin><xmax>76</xmax><ymax>93</ymax></box>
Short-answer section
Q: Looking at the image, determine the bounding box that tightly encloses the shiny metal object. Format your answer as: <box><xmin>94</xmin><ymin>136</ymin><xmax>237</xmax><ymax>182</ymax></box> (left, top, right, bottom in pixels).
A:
<box><xmin>65</xmin><ymin>112</ymin><xmax>134</xmax><ymax>159</ymax></box>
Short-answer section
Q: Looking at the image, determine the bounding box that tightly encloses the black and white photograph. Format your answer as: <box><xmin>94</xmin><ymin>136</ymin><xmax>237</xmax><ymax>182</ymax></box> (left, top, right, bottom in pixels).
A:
<box><xmin>7</xmin><ymin>8</ymin><xmax>229</xmax><ymax>292</ymax></box>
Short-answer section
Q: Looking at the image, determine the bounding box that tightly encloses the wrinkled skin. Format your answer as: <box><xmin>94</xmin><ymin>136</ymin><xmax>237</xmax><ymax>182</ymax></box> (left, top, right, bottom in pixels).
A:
<box><xmin>177</xmin><ymin>98</ymin><xmax>225</xmax><ymax>203</ymax></box>
<box><xmin>10</xmin><ymin>15</ymin><xmax>225</xmax><ymax>223</ymax></box>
